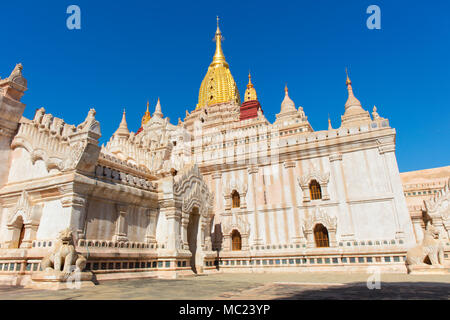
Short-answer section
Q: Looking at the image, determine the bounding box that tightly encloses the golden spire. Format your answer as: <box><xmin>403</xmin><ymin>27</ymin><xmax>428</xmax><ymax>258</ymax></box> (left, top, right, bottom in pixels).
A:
<box><xmin>197</xmin><ymin>17</ymin><xmax>241</xmax><ymax>108</ymax></box>
<box><xmin>211</xmin><ymin>16</ymin><xmax>228</xmax><ymax>67</ymax></box>
<box><xmin>244</xmin><ymin>71</ymin><xmax>258</xmax><ymax>102</ymax></box>
<box><xmin>141</xmin><ymin>101</ymin><xmax>151</xmax><ymax>125</ymax></box>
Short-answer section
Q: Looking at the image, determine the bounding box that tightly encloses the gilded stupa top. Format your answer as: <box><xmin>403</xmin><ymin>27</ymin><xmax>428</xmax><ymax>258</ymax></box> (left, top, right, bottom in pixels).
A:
<box><xmin>141</xmin><ymin>101</ymin><xmax>151</xmax><ymax>125</ymax></box>
<box><xmin>197</xmin><ymin>17</ymin><xmax>241</xmax><ymax>109</ymax></box>
<box><xmin>244</xmin><ymin>72</ymin><xmax>258</xmax><ymax>102</ymax></box>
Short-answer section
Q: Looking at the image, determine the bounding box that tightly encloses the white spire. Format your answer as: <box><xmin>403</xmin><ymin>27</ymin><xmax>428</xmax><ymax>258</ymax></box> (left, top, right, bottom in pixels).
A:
<box><xmin>153</xmin><ymin>98</ymin><xmax>163</xmax><ymax>118</ymax></box>
<box><xmin>114</xmin><ymin>109</ymin><xmax>130</xmax><ymax>138</ymax></box>
<box><xmin>280</xmin><ymin>84</ymin><xmax>296</xmax><ymax>113</ymax></box>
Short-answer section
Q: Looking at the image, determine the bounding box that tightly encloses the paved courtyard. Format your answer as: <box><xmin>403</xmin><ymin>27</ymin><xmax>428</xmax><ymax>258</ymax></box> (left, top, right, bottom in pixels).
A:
<box><xmin>0</xmin><ymin>272</ymin><xmax>449</xmax><ymax>300</ymax></box>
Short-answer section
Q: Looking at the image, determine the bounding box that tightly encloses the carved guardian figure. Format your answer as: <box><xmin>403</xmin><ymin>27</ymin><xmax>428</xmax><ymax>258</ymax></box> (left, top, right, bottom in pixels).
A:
<box><xmin>40</xmin><ymin>228</ymin><xmax>87</xmax><ymax>275</ymax></box>
<box><xmin>406</xmin><ymin>223</ymin><xmax>444</xmax><ymax>269</ymax></box>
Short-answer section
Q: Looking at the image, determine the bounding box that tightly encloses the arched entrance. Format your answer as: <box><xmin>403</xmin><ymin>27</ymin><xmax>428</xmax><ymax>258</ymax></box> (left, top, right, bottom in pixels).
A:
<box><xmin>7</xmin><ymin>215</ymin><xmax>27</xmax><ymax>249</ymax></box>
<box><xmin>187</xmin><ymin>207</ymin><xmax>200</xmax><ymax>273</ymax></box>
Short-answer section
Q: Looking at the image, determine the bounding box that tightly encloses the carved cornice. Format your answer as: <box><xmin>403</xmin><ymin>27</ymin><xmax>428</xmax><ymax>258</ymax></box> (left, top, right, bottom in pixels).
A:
<box><xmin>283</xmin><ymin>161</ymin><xmax>296</xmax><ymax>169</ymax></box>
<box><xmin>329</xmin><ymin>153</ymin><xmax>343</xmax><ymax>162</ymax></box>
<box><xmin>212</xmin><ymin>172</ymin><xmax>222</xmax><ymax>180</ymax></box>
<box><xmin>247</xmin><ymin>165</ymin><xmax>259</xmax><ymax>175</ymax></box>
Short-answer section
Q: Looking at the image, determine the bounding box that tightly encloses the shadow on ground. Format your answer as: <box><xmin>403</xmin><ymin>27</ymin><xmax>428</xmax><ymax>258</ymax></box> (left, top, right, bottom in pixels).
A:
<box><xmin>264</xmin><ymin>282</ymin><xmax>450</xmax><ymax>300</ymax></box>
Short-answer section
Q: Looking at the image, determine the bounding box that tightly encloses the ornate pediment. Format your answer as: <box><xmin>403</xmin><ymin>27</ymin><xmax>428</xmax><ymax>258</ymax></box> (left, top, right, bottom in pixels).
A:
<box><xmin>304</xmin><ymin>207</ymin><xmax>337</xmax><ymax>232</ymax></box>
<box><xmin>298</xmin><ymin>170</ymin><xmax>330</xmax><ymax>187</ymax></box>
<box><xmin>174</xmin><ymin>164</ymin><xmax>214</xmax><ymax>217</ymax></box>
<box><xmin>223</xmin><ymin>180</ymin><xmax>248</xmax><ymax>197</ymax></box>
<box><xmin>8</xmin><ymin>191</ymin><xmax>32</xmax><ymax>226</ymax></box>
<box><xmin>222</xmin><ymin>214</ymin><xmax>250</xmax><ymax>236</ymax></box>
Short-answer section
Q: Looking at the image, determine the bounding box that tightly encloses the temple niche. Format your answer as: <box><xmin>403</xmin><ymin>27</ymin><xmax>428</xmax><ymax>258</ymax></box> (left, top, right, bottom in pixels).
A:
<box><xmin>0</xmin><ymin>19</ymin><xmax>444</xmax><ymax>289</ymax></box>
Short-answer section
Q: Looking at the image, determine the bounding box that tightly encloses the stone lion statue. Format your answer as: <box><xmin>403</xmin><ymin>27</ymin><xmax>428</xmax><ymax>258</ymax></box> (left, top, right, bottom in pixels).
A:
<box><xmin>40</xmin><ymin>228</ymin><xmax>86</xmax><ymax>275</ymax></box>
<box><xmin>406</xmin><ymin>222</ymin><xmax>444</xmax><ymax>269</ymax></box>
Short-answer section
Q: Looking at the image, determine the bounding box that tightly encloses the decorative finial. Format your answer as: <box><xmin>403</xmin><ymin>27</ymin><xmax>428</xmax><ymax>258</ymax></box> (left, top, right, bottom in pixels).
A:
<box><xmin>328</xmin><ymin>114</ymin><xmax>333</xmax><ymax>130</ymax></box>
<box><xmin>372</xmin><ymin>105</ymin><xmax>380</xmax><ymax>120</ymax></box>
<box><xmin>346</xmin><ymin>68</ymin><xmax>352</xmax><ymax>86</ymax></box>
<box><xmin>211</xmin><ymin>16</ymin><xmax>227</xmax><ymax>66</ymax></box>
<box><xmin>247</xmin><ymin>71</ymin><xmax>253</xmax><ymax>87</ymax></box>
<box><xmin>285</xmin><ymin>83</ymin><xmax>288</xmax><ymax>93</ymax></box>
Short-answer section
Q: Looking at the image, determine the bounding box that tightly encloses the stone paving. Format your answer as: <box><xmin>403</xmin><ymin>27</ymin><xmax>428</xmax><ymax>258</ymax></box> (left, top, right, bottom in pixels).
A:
<box><xmin>0</xmin><ymin>272</ymin><xmax>448</xmax><ymax>300</ymax></box>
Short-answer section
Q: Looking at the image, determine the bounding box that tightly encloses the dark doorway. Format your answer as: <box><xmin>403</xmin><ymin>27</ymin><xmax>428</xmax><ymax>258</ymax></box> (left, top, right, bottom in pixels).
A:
<box><xmin>187</xmin><ymin>208</ymin><xmax>200</xmax><ymax>273</ymax></box>
<box><xmin>18</xmin><ymin>224</ymin><xmax>26</xmax><ymax>248</ymax></box>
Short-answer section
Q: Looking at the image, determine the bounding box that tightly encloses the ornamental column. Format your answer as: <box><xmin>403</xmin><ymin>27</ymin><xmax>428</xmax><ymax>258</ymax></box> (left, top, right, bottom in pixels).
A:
<box><xmin>21</xmin><ymin>223</ymin><xmax>39</xmax><ymax>248</ymax></box>
<box><xmin>284</xmin><ymin>161</ymin><xmax>303</xmax><ymax>244</ymax></box>
<box><xmin>113</xmin><ymin>204</ymin><xmax>128</xmax><ymax>242</ymax></box>
<box><xmin>329</xmin><ymin>152</ymin><xmax>355</xmax><ymax>241</ymax></box>
<box><xmin>61</xmin><ymin>192</ymin><xmax>88</xmax><ymax>241</ymax></box>
<box><xmin>248</xmin><ymin>165</ymin><xmax>263</xmax><ymax>245</ymax></box>
<box><xmin>161</xmin><ymin>205</ymin><xmax>182</xmax><ymax>251</ymax></box>
<box><xmin>305</xmin><ymin>229</ymin><xmax>315</xmax><ymax>248</ymax></box>
<box><xmin>181</xmin><ymin>211</ymin><xmax>190</xmax><ymax>250</ymax></box>
<box><xmin>145</xmin><ymin>208</ymin><xmax>158</xmax><ymax>245</ymax></box>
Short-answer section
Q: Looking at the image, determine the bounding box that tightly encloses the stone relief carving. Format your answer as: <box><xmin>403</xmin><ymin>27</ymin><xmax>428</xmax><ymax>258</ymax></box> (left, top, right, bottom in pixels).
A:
<box><xmin>11</xmin><ymin>108</ymin><xmax>101</xmax><ymax>174</ymax></box>
<box><xmin>424</xmin><ymin>178</ymin><xmax>450</xmax><ymax>239</ymax></box>
<box><xmin>174</xmin><ymin>164</ymin><xmax>214</xmax><ymax>218</ymax></box>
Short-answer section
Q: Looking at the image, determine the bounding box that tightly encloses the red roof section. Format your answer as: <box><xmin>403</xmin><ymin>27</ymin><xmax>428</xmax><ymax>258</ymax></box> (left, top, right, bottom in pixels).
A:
<box><xmin>240</xmin><ymin>100</ymin><xmax>262</xmax><ymax>121</ymax></box>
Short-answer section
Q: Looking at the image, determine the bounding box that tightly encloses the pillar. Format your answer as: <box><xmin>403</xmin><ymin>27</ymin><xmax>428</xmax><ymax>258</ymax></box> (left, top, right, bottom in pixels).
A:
<box><xmin>113</xmin><ymin>204</ymin><xmax>128</xmax><ymax>242</ymax></box>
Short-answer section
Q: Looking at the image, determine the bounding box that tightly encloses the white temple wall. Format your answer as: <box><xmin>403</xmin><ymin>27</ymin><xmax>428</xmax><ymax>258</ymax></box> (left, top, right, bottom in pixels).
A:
<box><xmin>350</xmin><ymin>201</ymin><xmax>397</xmax><ymax>240</ymax></box>
<box><xmin>0</xmin><ymin>137</ymin><xmax>12</xmax><ymax>187</ymax></box>
<box><xmin>126</xmin><ymin>206</ymin><xmax>149</xmax><ymax>242</ymax></box>
<box><xmin>36</xmin><ymin>200</ymin><xmax>69</xmax><ymax>240</ymax></box>
<box><xmin>7</xmin><ymin>147</ymin><xmax>50</xmax><ymax>183</ymax></box>
<box><xmin>85</xmin><ymin>200</ymin><xmax>116</xmax><ymax>240</ymax></box>
<box><xmin>0</xmin><ymin>207</ymin><xmax>7</xmax><ymax>243</ymax></box>
<box><xmin>155</xmin><ymin>208</ymin><xmax>168</xmax><ymax>245</ymax></box>
<box><xmin>382</xmin><ymin>150</ymin><xmax>416</xmax><ymax>246</ymax></box>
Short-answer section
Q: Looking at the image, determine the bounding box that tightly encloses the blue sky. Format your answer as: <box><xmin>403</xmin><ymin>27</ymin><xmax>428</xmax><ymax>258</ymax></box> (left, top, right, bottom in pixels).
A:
<box><xmin>0</xmin><ymin>0</ymin><xmax>448</xmax><ymax>172</ymax></box>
